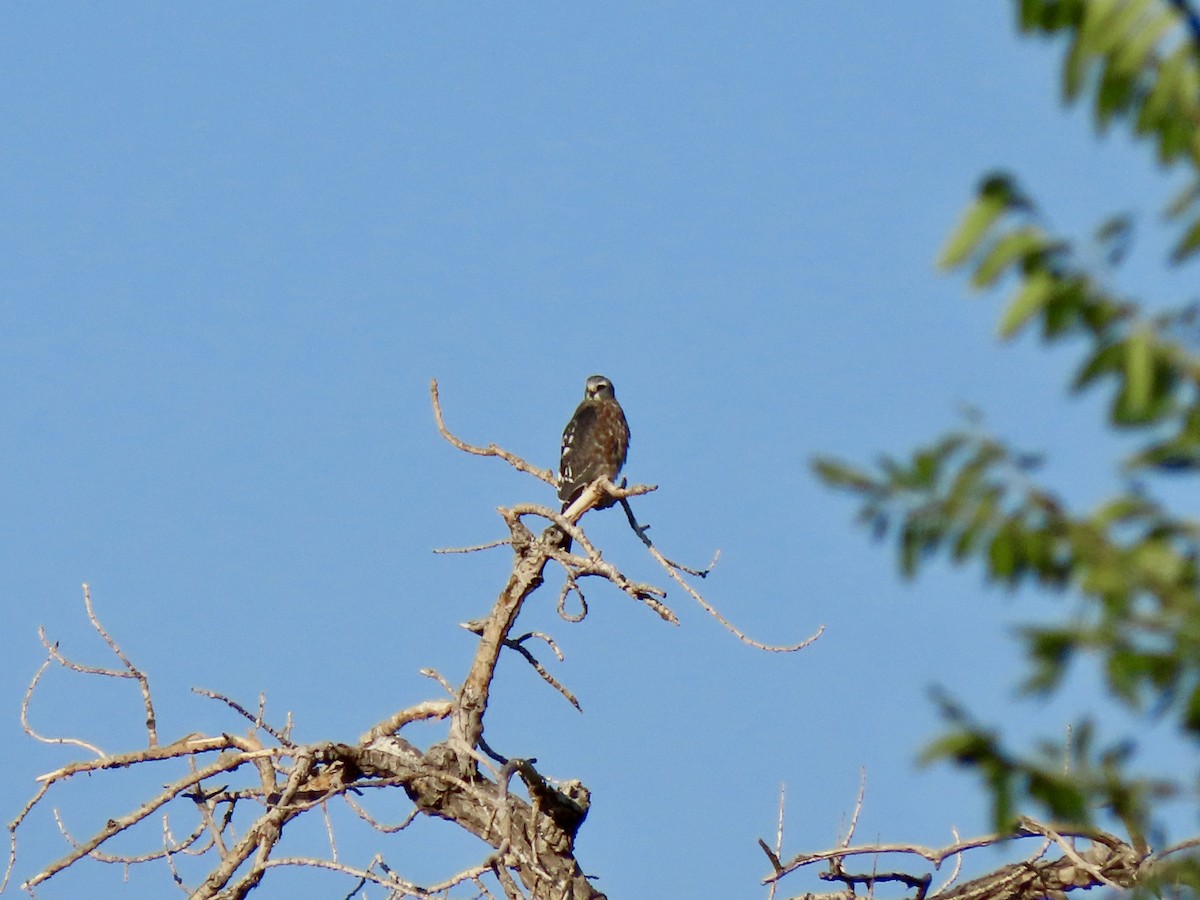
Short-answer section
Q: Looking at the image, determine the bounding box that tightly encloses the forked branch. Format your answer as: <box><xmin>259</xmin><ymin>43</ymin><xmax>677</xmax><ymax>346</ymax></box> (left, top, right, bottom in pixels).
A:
<box><xmin>10</xmin><ymin>381</ymin><xmax>819</xmax><ymax>898</ymax></box>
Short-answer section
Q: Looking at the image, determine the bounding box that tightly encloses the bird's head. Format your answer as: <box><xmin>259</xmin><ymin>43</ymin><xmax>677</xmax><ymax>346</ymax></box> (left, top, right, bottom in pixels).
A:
<box><xmin>583</xmin><ymin>375</ymin><xmax>615</xmax><ymax>400</ymax></box>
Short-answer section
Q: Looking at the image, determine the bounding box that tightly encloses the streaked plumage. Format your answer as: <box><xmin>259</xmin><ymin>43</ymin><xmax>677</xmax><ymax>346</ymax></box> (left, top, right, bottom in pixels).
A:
<box><xmin>558</xmin><ymin>375</ymin><xmax>630</xmax><ymax>511</ymax></box>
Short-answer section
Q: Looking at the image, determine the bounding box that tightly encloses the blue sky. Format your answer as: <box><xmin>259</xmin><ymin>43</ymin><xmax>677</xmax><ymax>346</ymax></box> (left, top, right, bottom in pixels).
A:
<box><xmin>1</xmin><ymin>4</ymin><xmax>1191</xmax><ymax>898</ymax></box>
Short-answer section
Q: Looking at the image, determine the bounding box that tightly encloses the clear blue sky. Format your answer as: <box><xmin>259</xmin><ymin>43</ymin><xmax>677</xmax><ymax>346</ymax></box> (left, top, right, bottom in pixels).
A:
<box><xmin>1</xmin><ymin>4</ymin><xmax>1188</xmax><ymax>898</ymax></box>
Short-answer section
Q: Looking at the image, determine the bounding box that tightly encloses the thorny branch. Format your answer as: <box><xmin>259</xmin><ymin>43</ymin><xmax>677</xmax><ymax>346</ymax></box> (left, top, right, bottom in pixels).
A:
<box><xmin>7</xmin><ymin>380</ymin><xmax>821</xmax><ymax>898</ymax></box>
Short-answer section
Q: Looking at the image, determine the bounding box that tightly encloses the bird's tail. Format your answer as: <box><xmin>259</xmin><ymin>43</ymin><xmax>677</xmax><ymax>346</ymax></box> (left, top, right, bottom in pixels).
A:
<box><xmin>558</xmin><ymin>500</ymin><xmax>573</xmax><ymax>552</ymax></box>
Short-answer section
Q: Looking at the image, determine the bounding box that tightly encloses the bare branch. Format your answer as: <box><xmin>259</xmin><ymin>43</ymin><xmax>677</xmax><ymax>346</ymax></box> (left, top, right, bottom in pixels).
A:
<box><xmin>191</xmin><ymin>687</ymin><xmax>295</xmax><ymax>748</ymax></box>
<box><xmin>25</xmin><ymin>745</ymin><xmax>282</xmax><ymax>890</ymax></box>
<box><xmin>507</xmin><ymin>639</ymin><xmax>581</xmax><ymax>712</ymax></box>
<box><xmin>21</xmin><ymin>652</ymin><xmax>105</xmax><ymax>756</ymax></box>
<box><xmin>435</xmin><ymin>538</ymin><xmax>513</xmax><ymax>554</ymax></box>
<box><xmin>35</xmin><ymin>733</ymin><xmax>254</xmax><ymax>784</ymax></box>
<box><xmin>932</xmin><ymin>826</ymin><xmax>965</xmax><ymax>896</ymax></box>
<box><xmin>645</xmin><ymin>536</ymin><xmax>824</xmax><ymax>652</ymax></box>
<box><xmin>343</xmin><ymin>794</ymin><xmax>419</xmax><ymax>834</ymax></box>
<box><xmin>431</xmin><ymin>378</ymin><xmax>557</xmax><ymax>487</ymax></box>
<box><xmin>83</xmin><ymin>584</ymin><xmax>159</xmax><ymax>746</ymax></box>
<box><xmin>766</xmin><ymin>784</ymin><xmax>786</xmax><ymax>900</ymax></box>
<box><xmin>767</xmin><ymin>816</ymin><xmax>1141</xmax><ymax>893</ymax></box>
<box><xmin>840</xmin><ymin>770</ymin><xmax>867</xmax><ymax>848</ymax></box>
<box><xmin>14</xmin><ymin>382</ymin><xmax>830</xmax><ymax>900</ymax></box>
<box><xmin>619</xmin><ymin>495</ymin><xmax>718</xmax><ymax>577</ymax></box>
<box><xmin>556</xmin><ymin>577</ymin><xmax>589</xmax><ymax>623</ymax></box>
<box><xmin>1159</xmin><ymin>834</ymin><xmax>1200</xmax><ymax>858</ymax></box>
<box><xmin>360</xmin><ymin>700</ymin><xmax>453</xmax><ymax>744</ymax></box>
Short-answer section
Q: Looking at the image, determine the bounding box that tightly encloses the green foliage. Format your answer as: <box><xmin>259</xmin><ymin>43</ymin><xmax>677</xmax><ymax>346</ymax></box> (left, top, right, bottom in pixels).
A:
<box><xmin>1018</xmin><ymin>0</ymin><xmax>1200</xmax><ymax>262</ymax></box>
<box><xmin>817</xmin><ymin>0</ymin><xmax>1200</xmax><ymax>849</ymax></box>
<box><xmin>917</xmin><ymin>694</ymin><xmax>1173</xmax><ymax>833</ymax></box>
<box><xmin>934</xmin><ymin>168</ymin><xmax>1200</xmax><ymax>461</ymax></box>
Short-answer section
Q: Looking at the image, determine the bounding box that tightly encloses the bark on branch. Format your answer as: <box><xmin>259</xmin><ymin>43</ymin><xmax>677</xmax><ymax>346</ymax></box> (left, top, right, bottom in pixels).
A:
<box><xmin>7</xmin><ymin>381</ymin><xmax>819</xmax><ymax>897</ymax></box>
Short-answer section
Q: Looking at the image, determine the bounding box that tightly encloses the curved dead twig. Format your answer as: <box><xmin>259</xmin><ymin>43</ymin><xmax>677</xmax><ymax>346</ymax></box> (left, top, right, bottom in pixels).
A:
<box><xmin>619</xmin><ymin>496</ymin><xmax>718</xmax><ymax>577</ymax></box>
<box><xmin>1160</xmin><ymin>834</ymin><xmax>1200</xmax><ymax>858</ymax></box>
<box><xmin>645</xmin><ymin>536</ymin><xmax>824</xmax><ymax>652</ymax></box>
<box><xmin>25</xmin><ymin>584</ymin><xmax>161</xmax><ymax>754</ymax></box>
<box><xmin>521</xmin><ymin>479</ymin><xmax>820</xmax><ymax>653</ymax></box>
<box><xmin>557</xmin><ymin>577</ymin><xmax>589</xmax><ymax>622</ymax></box>
<box><xmin>509</xmin><ymin>641</ymin><xmax>581</xmax><ymax>712</ymax></box>
<box><xmin>460</xmin><ymin>618</ymin><xmax>581</xmax><ymax>711</ymax></box>
<box><xmin>21</xmin><ymin>652</ymin><xmax>105</xmax><ymax>757</ymax></box>
<box><xmin>343</xmin><ymin>794</ymin><xmax>420</xmax><ymax>834</ymax></box>
<box><xmin>431</xmin><ymin>379</ymin><xmax>557</xmax><ymax>487</ymax></box>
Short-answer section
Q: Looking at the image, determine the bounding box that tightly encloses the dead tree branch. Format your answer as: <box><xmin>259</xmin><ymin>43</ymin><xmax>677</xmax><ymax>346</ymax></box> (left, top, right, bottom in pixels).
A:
<box><xmin>9</xmin><ymin>381</ymin><xmax>821</xmax><ymax>898</ymax></box>
<box><xmin>763</xmin><ymin>812</ymin><xmax>1149</xmax><ymax>900</ymax></box>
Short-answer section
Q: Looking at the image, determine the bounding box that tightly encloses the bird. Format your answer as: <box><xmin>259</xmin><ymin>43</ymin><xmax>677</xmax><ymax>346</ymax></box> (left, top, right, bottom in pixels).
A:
<box><xmin>558</xmin><ymin>375</ymin><xmax>630</xmax><ymax>517</ymax></box>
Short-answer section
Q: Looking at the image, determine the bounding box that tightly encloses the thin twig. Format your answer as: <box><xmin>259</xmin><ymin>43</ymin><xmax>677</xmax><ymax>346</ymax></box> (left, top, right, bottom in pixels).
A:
<box><xmin>507</xmin><ymin>641</ymin><xmax>581</xmax><ymax>712</ymax></box>
<box><xmin>645</xmin><ymin>538</ymin><xmax>824</xmax><ymax>652</ymax></box>
<box><xmin>619</xmin><ymin>496</ymin><xmax>718</xmax><ymax>577</ymax></box>
<box><xmin>25</xmin><ymin>747</ymin><xmax>283</xmax><ymax>890</ymax></box>
<box><xmin>82</xmin><ymin>584</ymin><xmax>159</xmax><ymax>746</ymax></box>
<box><xmin>343</xmin><ymin>794</ymin><xmax>419</xmax><ymax>834</ymax></box>
<box><xmin>932</xmin><ymin>826</ymin><xmax>965</xmax><ymax>895</ymax></box>
<box><xmin>20</xmin><ymin>652</ymin><xmax>105</xmax><ymax>756</ymax></box>
<box><xmin>556</xmin><ymin>577</ymin><xmax>588</xmax><ymax>623</ymax></box>
<box><xmin>767</xmin><ymin>784</ymin><xmax>786</xmax><ymax>900</ymax></box>
<box><xmin>435</xmin><ymin>538</ymin><xmax>513</xmax><ymax>554</ymax></box>
<box><xmin>192</xmin><ymin>687</ymin><xmax>295</xmax><ymax>747</ymax></box>
<box><xmin>430</xmin><ymin>379</ymin><xmax>556</xmax><ymax>486</ymax></box>
<box><xmin>841</xmin><ymin>769</ymin><xmax>866</xmax><ymax>848</ymax></box>
<box><xmin>767</xmin><ymin>820</ymin><xmax>1130</xmax><ymax>884</ymax></box>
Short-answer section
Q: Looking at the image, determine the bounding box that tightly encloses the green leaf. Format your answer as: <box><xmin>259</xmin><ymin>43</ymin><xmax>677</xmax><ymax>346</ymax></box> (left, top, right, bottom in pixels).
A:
<box><xmin>1164</xmin><ymin>175</ymin><xmax>1200</xmax><ymax>220</ymax></box>
<box><xmin>1092</xmin><ymin>494</ymin><xmax>1150</xmax><ymax>525</ymax></box>
<box><xmin>1111</xmin><ymin>8</ymin><xmax>1175</xmax><ymax>78</ymax></box>
<box><xmin>1170</xmin><ymin>216</ymin><xmax>1200</xmax><ymax>264</ymax></box>
<box><xmin>1073</xmin><ymin>340</ymin><xmax>1124</xmax><ymax>391</ymax></box>
<box><xmin>1078</xmin><ymin>0</ymin><xmax>1124</xmax><ymax>57</ymax></box>
<box><xmin>1102</xmin><ymin>0</ymin><xmax>1155</xmax><ymax>59</ymax></box>
<box><xmin>811</xmin><ymin>457</ymin><xmax>876</xmax><ymax>492</ymax></box>
<box><xmin>989</xmin><ymin>522</ymin><xmax>1021</xmax><ymax>581</ymax></box>
<box><xmin>1185</xmin><ymin>685</ymin><xmax>1200</xmax><ymax>734</ymax></box>
<box><xmin>1123</xmin><ymin>325</ymin><xmax>1154</xmax><ymax>417</ymax></box>
<box><xmin>1027</xmin><ymin>770</ymin><xmax>1089</xmax><ymax>822</ymax></box>
<box><xmin>939</xmin><ymin>175</ymin><xmax>1024</xmax><ymax>270</ymax></box>
<box><xmin>919</xmin><ymin>730</ymin><xmax>991</xmax><ymax>766</ymax></box>
<box><xmin>1062</xmin><ymin>28</ymin><xmax>1089</xmax><ymax>101</ymax></box>
<box><xmin>1020</xmin><ymin>627</ymin><xmax>1078</xmax><ymax>694</ymax></box>
<box><xmin>998</xmin><ymin>269</ymin><xmax>1056</xmax><ymax>338</ymax></box>
<box><xmin>1127</xmin><ymin>438</ymin><xmax>1200</xmax><ymax>471</ymax></box>
<box><xmin>971</xmin><ymin>226</ymin><xmax>1046</xmax><ymax>289</ymax></box>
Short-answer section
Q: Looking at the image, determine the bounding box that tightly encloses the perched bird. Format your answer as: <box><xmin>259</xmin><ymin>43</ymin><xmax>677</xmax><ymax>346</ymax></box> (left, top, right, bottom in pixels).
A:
<box><xmin>558</xmin><ymin>375</ymin><xmax>630</xmax><ymax>513</ymax></box>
